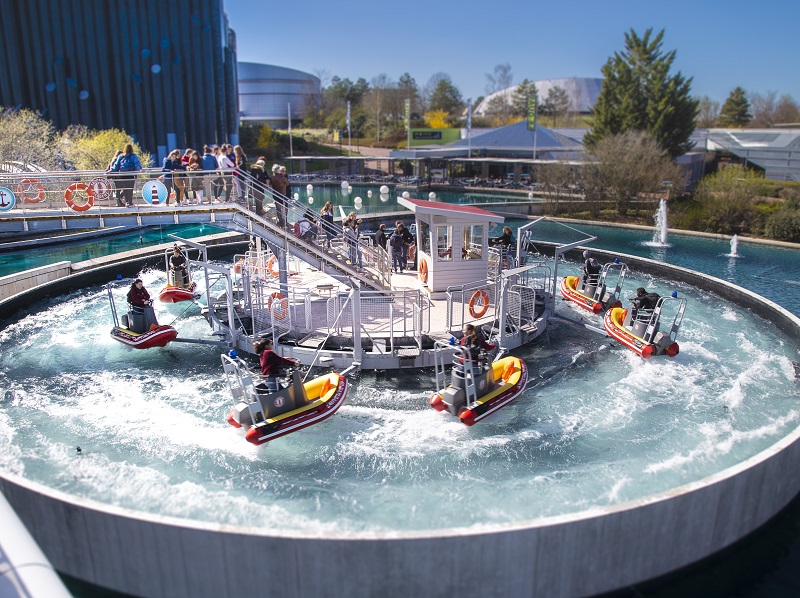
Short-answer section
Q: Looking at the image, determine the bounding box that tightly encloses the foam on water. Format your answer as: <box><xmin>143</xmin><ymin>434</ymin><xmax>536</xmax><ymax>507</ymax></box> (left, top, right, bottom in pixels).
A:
<box><xmin>1</xmin><ymin>269</ymin><xmax>799</xmax><ymax>532</ymax></box>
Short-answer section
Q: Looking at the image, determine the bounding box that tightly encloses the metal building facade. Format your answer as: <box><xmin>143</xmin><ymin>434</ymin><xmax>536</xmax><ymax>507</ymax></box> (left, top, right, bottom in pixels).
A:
<box><xmin>0</xmin><ymin>0</ymin><xmax>239</xmax><ymax>154</ymax></box>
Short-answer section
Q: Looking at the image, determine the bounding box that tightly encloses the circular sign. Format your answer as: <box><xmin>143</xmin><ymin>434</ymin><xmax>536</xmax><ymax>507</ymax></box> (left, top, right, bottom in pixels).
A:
<box><xmin>89</xmin><ymin>177</ymin><xmax>113</xmax><ymax>200</ymax></box>
<box><xmin>0</xmin><ymin>187</ymin><xmax>16</xmax><ymax>211</ymax></box>
<box><xmin>142</xmin><ymin>180</ymin><xmax>168</xmax><ymax>205</ymax></box>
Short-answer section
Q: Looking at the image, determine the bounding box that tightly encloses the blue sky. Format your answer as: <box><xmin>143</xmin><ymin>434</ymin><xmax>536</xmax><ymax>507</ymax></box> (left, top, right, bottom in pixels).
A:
<box><xmin>226</xmin><ymin>0</ymin><xmax>799</xmax><ymax>104</ymax></box>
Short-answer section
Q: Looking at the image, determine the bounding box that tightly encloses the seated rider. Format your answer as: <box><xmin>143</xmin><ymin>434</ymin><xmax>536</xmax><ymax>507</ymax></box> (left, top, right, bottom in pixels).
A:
<box><xmin>170</xmin><ymin>246</ymin><xmax>189</xmax><ymax>286</ymax></box>
<box><xmin>127</xmin><ymin>278</ymin><xmax>152</xmax><ymax>311</ymax></box>
<box><xmin>582</xmin><ymin>250</ymin><xmax>601</xmax><ymax>285</ymax></box>
<box><xmin>460</xmin><ymin>323</ymin><xmax>495</xmax><ymax>375</ymax></box>
<box><xmin>254</xmin><ymin>337</ymin><xmax>300</xmax><ymax>393</ymax></box>
<box><xmin>489</xmin><ymin>226</ymin><xmax>515</xmax><ymax>249</ymax></box>
<box><xmin>630</xmin><ymin>287</ymin><xmax>660</xmax><ymax>320</ymax></box>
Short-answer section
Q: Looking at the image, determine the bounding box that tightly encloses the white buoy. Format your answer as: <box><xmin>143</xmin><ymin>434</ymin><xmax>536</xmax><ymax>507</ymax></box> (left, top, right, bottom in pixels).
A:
<box><xmin>402</xmin><ymin>191</ymin><xmax>410</xmax><ymax>198</ymax></box>
<box><xmin>308</xmin><ymin>196</ymin><xmax>314</xmax><ymax>204</ymax></box>
<box><xmin>293</xmin><ymin>192</ymin><xmax>299</xmax><ymax>200</ymax></box>
<box><xmin>341</xmin><ymin>181</ymin><xmax>349</xmax><ymax>188</ymax></box>
<box><xmin>306</xmin><ymin>184</ymin><xmax>313</xmax><ymax>191</ymax></box>
<box><xmin>367</xmin><ymin>190</ymin><xmax>373</xmax><ymax>197</ymax></box>
<box><xmin>379</xmin><ymin>193</ymin><xmax>389</xmax><ymax>202</ymax></box>
<box><xmin>528</xmin><ymin>192</ymin><xmax>533</xmax><ymax>199</ymax></box>
<box><xmin>354</xmin><ymin>196</ymin><xmax>362</xmax><ymax>205</ymax></box>
<box><xmin>380</xmin><ymin>185</ymin><xmax>389</xmax><ymax>194</ymax></box>
<box><xmin>348</xmin><ymin>185</ymin><xmax>353</xmax><ymax>192</ymax></box>
<box><xmin>428</xmin><ymin>192</ymin><xmax>436</xmax><ymax>200</ymax></box>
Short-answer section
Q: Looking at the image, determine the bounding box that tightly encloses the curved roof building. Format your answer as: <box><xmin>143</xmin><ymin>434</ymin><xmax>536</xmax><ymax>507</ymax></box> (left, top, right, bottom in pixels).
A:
<box><xmin>475</xmin><ymin>77</ymin><xmax>602</xmax><ymax>117</ymax></box>
<box><xmin>238</xmin><ymin>62</ymin><xmax>320</xmax><ymax>127</ymax></box>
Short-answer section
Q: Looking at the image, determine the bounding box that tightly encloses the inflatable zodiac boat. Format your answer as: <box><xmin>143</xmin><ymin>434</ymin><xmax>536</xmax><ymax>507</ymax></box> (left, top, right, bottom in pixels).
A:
<box><xmin>222</xmin><ymin>353</ymin><xmax>349</xmax><ymax>445</ymax></box>
<box><xmin>429</xmin><ymin>341</ymin><xmax>528</xmax><ymax>426</ymax></box>
<box><xmin>560</xmin><ymin>259</ymin><xmax>627</xmax><ymax>314</ymax></box>
<box><xmin>603</xmin><ymin>292</ymin><xmax>687</xmax><ymax>358</ymax></box>
<box><xmin>158</xmin><ymin>246</ymin><xmax>199</xmax><ymax>303</ymax></box>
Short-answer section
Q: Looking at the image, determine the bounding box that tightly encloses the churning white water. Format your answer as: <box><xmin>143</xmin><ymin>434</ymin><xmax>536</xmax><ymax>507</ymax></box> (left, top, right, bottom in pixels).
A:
<box><xmin>0</xmin><ymin>268</ymin><xmax>799</xmax><ymax>533</ymax></box>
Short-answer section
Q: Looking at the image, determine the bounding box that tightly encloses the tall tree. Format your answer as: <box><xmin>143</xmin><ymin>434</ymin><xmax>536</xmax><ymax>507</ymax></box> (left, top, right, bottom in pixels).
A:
<box><xmin>512</xmin><ymin>79</ymin><xmax>539</xmax><ymax>119</ymax></box>
<box><xmin>584</xmin><ymin>28</ymin><xmax>698</xmax><ymax>158</ymax></box>
<box><xmin>541</xmin><ymin>86</ymin><xmax>571</xmax><ymax>127</ymax></box>
<box><xmin>584</xmin><ymin>130</ymin><xmax>685</xmax><ymax>216</ymax></box>
<box><xmin>428</xmin><ymin>76</ymin><xmax>464</xmax><ymax>119</ymax></box>
<box><xmin>774</xmin><ymin>94</ymin><xmax>800</xmax><ymax>125</ymax></box>
<box><xmin>485</xmin><ymin>63</ymin><xmax>513</xmax><ymax>95</ymax></box>
<box><xmin>696</xmin><ymin>96</ymin><xmax>720</xmax><ymax>128</ymax></box>
<box><xmin>717</xmin><ymin>87</ymin><xmax>751</xmax><ymax>128</ymax></box>
<box><xmin>483</xmin><ymin>63</ymin><xmax>513</xmax><ymax>124</ymax></box>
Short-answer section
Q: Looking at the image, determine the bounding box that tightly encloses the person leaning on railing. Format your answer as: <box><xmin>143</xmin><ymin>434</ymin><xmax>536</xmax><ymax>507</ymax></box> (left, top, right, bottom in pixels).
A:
<box><xmin>108</xmin><ymin>144</ymin><xmax>142</xmax><ymax>207</ymax></box>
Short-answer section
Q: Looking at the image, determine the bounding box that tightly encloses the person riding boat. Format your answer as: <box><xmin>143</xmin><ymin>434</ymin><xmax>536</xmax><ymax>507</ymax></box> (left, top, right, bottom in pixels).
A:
<box><xmin>582</xmin><ymin>250</ymin><xmax>601</xmax><ymax>285</ymax></box>
<box><xmin>460</xmin><ymin>323</ymin><xmax>495</xmax><ymax>375</ymax></box>
<box><xmin>169</xmin><ymin>246</ymin><xmax>189</xmax><ymax>287</ymax></box>
<box><xmin>630</xmin><ymin>287</ymin><xmax>660</xmax><ymax>321</ymax></box>
<box><xmin>253</xmin><ymin>338</ymin><xmax>300</xmax><ymax>393</ymax></box>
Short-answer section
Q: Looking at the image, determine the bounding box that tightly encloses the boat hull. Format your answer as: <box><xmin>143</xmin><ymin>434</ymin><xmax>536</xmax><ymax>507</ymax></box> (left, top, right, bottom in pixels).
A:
<box><xmin>110</xmin><ymin>325</ymin><xmax>178</xmax><ymax>349</ymax></box>
<box><xmin>560</xmin><ymin>276</ymin><xmax>607</xmax><ymax>314</ymax></box>
<box><xmin>431</xmin><ymin>356</ymin><xmax>528</xmax><ymax>425</ymax></box>
<box><xmin>240</xmin><ymin>373</ymin><xmax>349</xmax><ymax>445</ymax></box>
<box><xmin>158</xmin><ymin>282</ymin><xmax>197</xmax><ymax>303</ymax></box>
<box><xmin>603</xmin><ymin>307</ymin><xmax>679</xmax><ymax>358</ymax></box>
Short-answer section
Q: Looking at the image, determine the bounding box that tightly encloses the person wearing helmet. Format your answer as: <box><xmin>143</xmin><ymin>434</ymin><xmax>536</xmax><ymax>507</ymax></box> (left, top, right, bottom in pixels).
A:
<box><xmin>582</xmin><ymin>250</ymin><xmax>601</xmax><ymax>284</ymax></box>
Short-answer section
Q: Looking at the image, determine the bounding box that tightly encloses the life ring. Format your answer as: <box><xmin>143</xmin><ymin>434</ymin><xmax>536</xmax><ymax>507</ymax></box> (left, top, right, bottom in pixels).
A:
<box><xmin>233</xmin><ymin>258</ymin><xmax>244</xmax><ymax>274</ymax></box>
<box><xmin>17</xmin><ymin>178</ymin><xmax>45</xmax><ymax>203</ymax></box>
<box><xmin>408</xmin><ymin>245</ymin><xmax>417</xmax><ymax>262</ymax></box>
<box><xmin>419</xmin><ymin>259</ymin><xmax>428</xmax><ymax>284</ymax></box>
<box><xmin>468</xmin><ymin>289</ymin><xmax>490</xmax><ymax>318</ymax></box>
<box><xmin>268</xmin><ymin>292</ymin><xmax>288</xmax><ymax>320</ymax></box>
<box><xmin>267</xmin><ymin>256</ymin><xmax>280</xmax><ymax>277</ymax></box>
<box><xmin>64</xmin><ymin>182</ymin><xmax>94</xmax><ymax>212</ymax></box>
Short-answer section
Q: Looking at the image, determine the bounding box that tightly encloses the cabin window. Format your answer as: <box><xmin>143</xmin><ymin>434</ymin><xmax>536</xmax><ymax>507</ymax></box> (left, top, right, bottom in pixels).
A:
<box><xmin>418</xmin><ymin>221</ymin><xmax>431</xmax><ymax>256</ymax></box>
<box><xmin>463</xmin><ymin>225</ymin><xmax>483</xmax><ymax>260</ymax></box>
<box><xmin>436</xmin><ymin>225</ymin><xmax>453</xmax><ymax>261</ymax></box>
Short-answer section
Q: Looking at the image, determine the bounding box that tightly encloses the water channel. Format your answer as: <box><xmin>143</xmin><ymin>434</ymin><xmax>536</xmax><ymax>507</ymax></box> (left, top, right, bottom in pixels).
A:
<box><xmin>1</xmin><ymin>209</ymin><xmax>800</xmax><ymax>595</ymax></box>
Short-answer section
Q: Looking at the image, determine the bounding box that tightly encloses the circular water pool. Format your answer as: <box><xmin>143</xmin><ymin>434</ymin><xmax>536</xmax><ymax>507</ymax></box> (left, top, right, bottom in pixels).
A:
<box><xmin>1</xmin><ymin>265</ymin><xmax>798</xmax><ymax>534</ymax></box>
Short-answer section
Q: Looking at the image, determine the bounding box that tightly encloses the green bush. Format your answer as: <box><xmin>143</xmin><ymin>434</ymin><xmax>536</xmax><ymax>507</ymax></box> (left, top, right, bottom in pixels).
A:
<box><xmin>764</xmin><ymin>209</ymin><xmax>800</xmax><ymax>242</ymax></box>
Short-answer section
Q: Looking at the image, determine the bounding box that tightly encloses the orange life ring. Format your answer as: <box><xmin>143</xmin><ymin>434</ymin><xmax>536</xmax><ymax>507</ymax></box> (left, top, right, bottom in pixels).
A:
<box><xmin>468</xmin><ymin>289</ymin><xmax>490</xmax><ymax>318</ymax></box>
<box><xmin>418</xmin><ymin>259</ymin><xmax>428</xmax><ymax>284</ymax></box>
<box><xmin>268</xmin><ymin>292</ymin><xmax>288</xmax><ymax>320</ymax></box>
<box><xmin>408</xmin><ymin>245</ymin><xmax>417</xmax><ymax>262</ymax></box>
<box><xmin>64</xmin><ymin>182</ymin><xmax>94</xmax><ymax>212</ymax></box>
<box><xmin>233</xmin><ymin>258</ymin><xmax>244</xmax><ymax>274</ymax></box>
<box><xmin>267</xmin><ymin>256</ymin><xmax>280</xmax><ymax>277</ymax></box>
<box><xmin>17</xmin><ymin>178</ymin><xmax>45</xmax><ymax>203</ymax></box>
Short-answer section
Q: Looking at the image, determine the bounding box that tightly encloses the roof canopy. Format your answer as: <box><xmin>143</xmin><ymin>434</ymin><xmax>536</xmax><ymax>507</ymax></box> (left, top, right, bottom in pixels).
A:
<box><xmin>398</xmin><ymin>197</ymin><xmax>504</xmax><ymax>223</ymax></box>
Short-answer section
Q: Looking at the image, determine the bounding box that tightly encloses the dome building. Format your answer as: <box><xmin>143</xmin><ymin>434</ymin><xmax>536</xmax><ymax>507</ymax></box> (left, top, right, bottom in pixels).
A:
<box><xmin>474</xmin><ymin>77</ymin><xmax>603</xmax><ymax>117</ymax></box>
<box><xmin>238</xmin><ymin>62</ymin><xmax>320</xmax><ymax>128</ymax></box>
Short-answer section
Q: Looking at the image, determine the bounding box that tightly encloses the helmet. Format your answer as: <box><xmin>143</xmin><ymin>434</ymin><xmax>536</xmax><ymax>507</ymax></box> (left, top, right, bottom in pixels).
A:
<box><xmin>582</xmin><ymin>250</ymin><xmax>591</xmax><ymax>259</ymax></box>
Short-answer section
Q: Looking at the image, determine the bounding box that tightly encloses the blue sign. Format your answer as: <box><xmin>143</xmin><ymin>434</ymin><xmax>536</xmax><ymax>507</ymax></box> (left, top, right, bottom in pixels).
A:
<box><xmin>142</xmin><ymin>180</ymin><xmax>168</xmax><ymax>205</ymax></box>
<box><xmin>0</xmin><ymin>187</ymin><xmax>16</xmax><ymax>211</ymax></box>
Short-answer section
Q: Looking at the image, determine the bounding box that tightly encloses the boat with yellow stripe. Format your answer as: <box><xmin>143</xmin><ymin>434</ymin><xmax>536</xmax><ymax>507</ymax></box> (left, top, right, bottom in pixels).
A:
<box><xmin>603</xmin><ymin>292</ymin><xmax>687</xmax><ymax>358</ymax></box>
<box><xmin>222</xmin><ymin>352</ymin><xmax>349</xmax><ymax>445</ymax></box>
<box><xmin>430</xmin><ymin>340</ymin><xmax>528</xmax><ymax>426</ymax></box>
<box><xmin>560</xmin><ymin>257</ymin><xmax>627</xmax><ymax>314</ymax></box>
